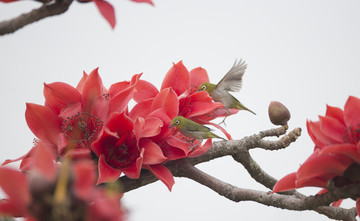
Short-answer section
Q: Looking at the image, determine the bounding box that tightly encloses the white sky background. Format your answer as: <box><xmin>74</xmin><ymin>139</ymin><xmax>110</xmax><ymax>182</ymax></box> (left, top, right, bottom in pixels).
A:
<box><xmin>1</xmin><ymin>0</ymin><xmax>360</xmax><ymax>220</ymax></box>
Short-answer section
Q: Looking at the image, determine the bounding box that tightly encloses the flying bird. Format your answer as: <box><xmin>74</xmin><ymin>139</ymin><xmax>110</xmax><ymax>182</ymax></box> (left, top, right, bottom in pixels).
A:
<box><xmin>198</xmin><ymin>59</ymin><xmax>255</xmax><ymax>124</ymax></box>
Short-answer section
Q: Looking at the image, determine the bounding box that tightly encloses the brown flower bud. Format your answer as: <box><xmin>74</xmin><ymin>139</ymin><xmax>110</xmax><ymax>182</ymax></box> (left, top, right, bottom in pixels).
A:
<box><xmin>268</xmin><ymin>101</ymin><xmax>291</xmax><ymax>127</ymax></box>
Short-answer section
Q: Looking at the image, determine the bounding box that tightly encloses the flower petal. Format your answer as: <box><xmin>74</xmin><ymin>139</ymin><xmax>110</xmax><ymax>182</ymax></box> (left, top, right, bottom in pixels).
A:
<box><xmin>141</xmin><ymin>139</ymin><xmax>167</xmax><ymax>164</ymax></box>
<box><xmin>326</xmin><ymin>105</ymin><xmax>345</xmax><ymax>125</ymax></box>
<box><xmin>161</xmin><ymin>61</ymin><xmax>190</xmax><ymax>96</ymax></box>
<box><xmin>95</xmin><ymin>0</ymin><xmax>116</xmax><ymax>29</ymax></box>
<box><xmin>73</xmin><ymin>160</ymin><xmax>96</xmax><ymax>200</ymax></box>
<box><xmin>344</xmin><ymin>96</ymin><xmax>360</xmax><ymax>129</ymax></box>
<box><xmin>272</xmin><ymin>172</ymin><xmax>296</xmax><ymax>193</ymax></box>
<box><xmin>321</xmin><ymin>143</ymin><xmax>360</xmax><ymax>164</ymax></box>
<box><xmin>108</xmin><ymin>81</ymin><xmax>130</xmax><ymax>98</ymax></box>
<box><xmin>82</xmin><ymin>68</ymin><xmax>105</xmax><ymax>113</ymax></box>
<box><xmin>130</xmin><ymin>0</ymin><xmax>154</xmax><ymax>5</ymax></box>
<box><xmin>43</xmin><ymin>82</ymin><xmax>82</xmax><ymax>114</ymax></box>
<box><xmin>296</xmin><ymin>176</ymin><xmax>329</xmax><ymax>189</ymax></box>
<box><xmin>145</xmin><ymin>164</ymin><xmax>175</xmax><ymax>191</ymax></box>
<box><xmin>306</xmin><ymin>120</ymin><xmax>338</xmax><ymax>147</ymax></box>
<box><xmin>0</xmin><ymin>0</ymin><xmax>20</xmax><ymax>2</ymax></box>
<box><xmin>25</xmin><ymin>103</ymin><xmax>62</xmax><ymax>146</ymax></box>
<box><xmin>180</xmin><ymin>91</ymin><xmax>224</xmax><ymax>118</ymax></box>
<box><xmin>134</xmin><ymin>80</ymin><xmax>159</xmax><ymax>103</ymax></box>
<box><xmin>0</xmin><ymin>199</ymin><xmax>27</xmax><ymax>217</ymax></box>
<box><xmin>31</xmin><ymin>142</ymin><xmax>57</xmax><ymax>181</ymax></box>
<box><xmin>152</xmin><ymin>88</ymin><xmax>179</xmax><ymax>119</ymax></box>
<box><xmin>356</xmin><ymin>198</ymin><xmax>360</xmax><ymax>217</ymax></box>
<box><xmin>2</xmin><ymin>147</ymin><xmax>35</xmax><ymax>166</ymax></box>
<box><xmin>122</xmin><ymin>148</ymin><xmax>144</xmax><ymax>179</ymax></box>
<box><xmin>331</xmin><ymin>199</ymin><xmax>344</xmax><ymax>207</ymax></box>
<box><xmin>107</xmin><ymin>112</ymin><xmax>134</xmax><ymax>134</ymax></box>
<box><xmin>134</xmin><ymin>117</ymin><xmax>163</xmax><ymax>140</ymax></box>
<box><xmin>319</xmin><ymin>116</ymin><xmax>346</xmax><ymax>143</ymax></box>
<box><xmin>166</xmin><ymin>135</ymin><xmax>193</xmax><ymax>156</ymax></box>
<box><xmin>76</xmin><ymin>71</ymin><xmax>88</xmax><ymax>93</ymax></box>
<box><xmin>97</xmin><ymin>154</ymin><xmax>122</xmax><ymax>185</ymax></box>
<box><xmin>297</xmin><ymin>154</ymin><xmax>352</xmax><ymax>181</ymax></box>
<box><xmin>189</xmin><ymin>67</ymin><xmax>209</xmax><ymax>92</ymax></box>
<box><xmin>110</xmin><ymin>84</ymin><xmax>136</xmax><ymax>114</ymax></box>
<box><xmin>0</xmin><ymin>167</ymin><xmax>31</xmax><ymax>212</ymax></box>
<box><xmin>129</xmin><ymin>99</ymin><xmax>154</xmax><ymax>119</ymax></box>
<box><xmin>188</xmin><ymin>138</ymin><xmax>212</xmax><ymax>158</ymax></box>
<box><xmin>63</xmin><ymin>148</ymin><xmax>92</xmax><ymax>160</ymax></box>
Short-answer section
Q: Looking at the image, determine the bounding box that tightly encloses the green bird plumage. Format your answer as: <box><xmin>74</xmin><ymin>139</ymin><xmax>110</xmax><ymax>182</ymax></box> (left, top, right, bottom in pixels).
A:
<box><xmin>198</xmin><ymin>59</ymin><xmax>256</xmax><ymax>116</ymax></box>
<box><xmin>169</xmin><ymin>116</ymin><xmax>226</xmax><ymax>142</ymax></box>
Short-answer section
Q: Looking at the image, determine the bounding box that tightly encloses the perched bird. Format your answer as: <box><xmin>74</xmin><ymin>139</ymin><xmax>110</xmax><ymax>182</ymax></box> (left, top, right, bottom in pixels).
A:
<box><xmin>198</xmin><ymin>59</ymin><xmax>255</xmax><ymax>123</ymax></box>
<box><xmin>169</xmin><ymin>116</ymin><xmax>226</xmax><ymax>148</ymax></box>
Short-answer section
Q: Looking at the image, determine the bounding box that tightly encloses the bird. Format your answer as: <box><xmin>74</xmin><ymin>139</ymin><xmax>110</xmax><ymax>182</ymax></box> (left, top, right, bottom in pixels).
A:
<box><xmin>169</xmin><ymin>116</ymin><xmax>226</xmax><ymax>148</ymax></box>
<box><xmin>198</xmin><ymin>59</ymin><xmax>255</xmax><ymax>124</ymax></box>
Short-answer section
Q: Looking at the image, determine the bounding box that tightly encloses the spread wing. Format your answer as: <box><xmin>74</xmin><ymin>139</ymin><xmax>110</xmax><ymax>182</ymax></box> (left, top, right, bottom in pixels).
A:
<box><xmin>216</xmin><ymin>59</ymin><xmax>247</xmax><ymax>92</ymax></box>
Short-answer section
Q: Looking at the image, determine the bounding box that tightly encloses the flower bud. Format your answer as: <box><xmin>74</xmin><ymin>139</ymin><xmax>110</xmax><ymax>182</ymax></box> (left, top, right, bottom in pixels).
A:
<box><xmin>268</xmin><ymin>101</ymin><xmax>291</xmax><ymax>127</ymax></box>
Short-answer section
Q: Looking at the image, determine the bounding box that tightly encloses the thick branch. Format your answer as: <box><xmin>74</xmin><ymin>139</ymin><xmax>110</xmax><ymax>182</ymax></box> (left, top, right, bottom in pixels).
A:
<box><xmin>0</xmin><ymin>0</ymin><xmax>73</xmax><ymax>35</ymax></box>
<box><xmin>116</xmin><ymin>126</ymin><xmax>360</xmax><ymax>220</ymax></box>
<box><xmin>179</xmin><ymin>162</ymin><xmax>358</xmax><ymax>221</ymax></box>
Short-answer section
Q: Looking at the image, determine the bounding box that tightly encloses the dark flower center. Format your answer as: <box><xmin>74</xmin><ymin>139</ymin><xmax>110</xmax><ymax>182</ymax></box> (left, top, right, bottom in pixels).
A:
<box><xmin>343</xmin><ymin>124</ymin><xmax>360</xmax><ymax>144</ymax></box>
<box><xmin>61</xmin><ymin>112</ymin><xmax>103</xmax><ymax>149</ymax></box>
<box><xmin>105</xmin><ymin>131</ymin><xmax>139</xmax><ymax>169</ymax></box>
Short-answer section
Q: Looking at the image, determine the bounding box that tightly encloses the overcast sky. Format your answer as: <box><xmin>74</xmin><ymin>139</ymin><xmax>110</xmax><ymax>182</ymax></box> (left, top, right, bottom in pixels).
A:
<box><xmin>1</xmin><ymin>0</ymin><xmax>360</xmax><ymax>220</ymax></box>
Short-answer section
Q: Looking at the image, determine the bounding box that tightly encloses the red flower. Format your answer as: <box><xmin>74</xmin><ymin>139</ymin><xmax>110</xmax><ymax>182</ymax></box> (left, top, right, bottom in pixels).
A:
<box><xmin>273</xmin><ymin>96</ymin><xmax>360</xmax><ymax>214</ymax></box>
<box><xmin>28</xmin><ymin>69</ymin><xmax>139</xmax><ymax>159</ymax></box>
<box><xmin>2</xmin><ymin>69</ymin><xmax>140</xmax><ymax>169</ymax></box>
<box><xmin>92</xmin><ymin>112</ymin><xmax>144</xmax><ymax>184</ymax></box>
<box><xmin>0</xmin><ymin>142</ymin><xmax>125</xmax><ymax>220</ymax></box>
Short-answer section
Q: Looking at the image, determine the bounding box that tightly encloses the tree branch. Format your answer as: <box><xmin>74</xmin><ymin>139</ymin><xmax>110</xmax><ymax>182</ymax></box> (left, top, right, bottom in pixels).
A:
<box><xmin>179</xmin><ymin>162</ymin><xmax>358</xmax><ymax>221</ymax></box>
<box><xmin>0</xmin><ymin>0</ymin><xmax>73</xmax><ymax>35</ymax></box>
<box><xmin>116</xmin><ymin>126</ymin><xmax>358</xmax><ymax>220</ymax></box>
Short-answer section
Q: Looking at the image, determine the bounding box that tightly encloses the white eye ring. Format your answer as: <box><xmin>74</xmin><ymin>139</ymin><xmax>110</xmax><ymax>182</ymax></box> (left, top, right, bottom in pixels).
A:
<box><xmin>175</xmin><ymin>120</ymin><xmax>180</xmax><ymax>125</ymax></box>
<box><xmin>201</xmin><ymin>85</ymin><xmax>206</xmax><ymax>90</ymax></box>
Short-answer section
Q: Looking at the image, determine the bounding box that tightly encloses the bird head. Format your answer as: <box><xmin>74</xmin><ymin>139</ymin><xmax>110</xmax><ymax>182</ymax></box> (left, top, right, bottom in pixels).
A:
<box><xmin>198</xmin><ymin>82</ymin><xmax>216</xmax><ymax>93</ymax></box>
<box><xmin>169</xmin><ymin>116</ymin><xmax>186</xmax><ymax>130</ymax></box>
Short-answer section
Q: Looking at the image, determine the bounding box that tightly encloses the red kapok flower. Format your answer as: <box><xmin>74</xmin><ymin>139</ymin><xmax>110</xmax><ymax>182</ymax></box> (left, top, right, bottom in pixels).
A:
<box><xmin>92</xmin><ymin>112</ymin><xmax>144</xmax><ymax>184</ymax></box>
<box><xmin>28</xmin><ymin>69</ymin><xmax>139</xmax><ymax>160</ymax></box>
<box><xmin>273</xmin><ymin>96</ymin><xmax>360</xmax><ymax>215</ymax></box>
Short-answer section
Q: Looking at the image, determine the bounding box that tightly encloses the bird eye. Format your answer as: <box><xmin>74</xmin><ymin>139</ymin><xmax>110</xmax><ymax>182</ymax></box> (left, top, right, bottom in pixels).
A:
<box><xmin>201</xmin><ymin>85</ymin><xmax>206</xmax><ymax>90</ymax></box>
<box><xmin>175</xmin><ymin>120</ymin><xmax>180</xmax><ymax>125</ymax></box>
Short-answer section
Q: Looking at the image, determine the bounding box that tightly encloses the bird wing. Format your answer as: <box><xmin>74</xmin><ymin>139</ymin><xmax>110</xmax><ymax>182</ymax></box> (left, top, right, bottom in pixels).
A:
<box><xmin>216</xmin><ymin>59</ymin><xmax>247</xmax><ymax>92</ymax></box>
<box><xmin>185</xmin><ymin>122</ymin><xmax>211</xmax><ymax>132</ymax></box>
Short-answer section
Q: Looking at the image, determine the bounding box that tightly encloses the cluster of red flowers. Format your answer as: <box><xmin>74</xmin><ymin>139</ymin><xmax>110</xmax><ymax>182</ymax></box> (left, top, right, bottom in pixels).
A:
<box><xmin>0</xmin><ymin>61</ymin><xmax>234</xmax><ymax>220</ymax></box>
<box><xmin>0</xmin><ymin>0</ymin><xmax>154</xmax><ymax>29</ymax></box>
<box><xmin>273</xmin><ymin>96</ymin><xmax>360</xmax><ymax>214</ymax></box>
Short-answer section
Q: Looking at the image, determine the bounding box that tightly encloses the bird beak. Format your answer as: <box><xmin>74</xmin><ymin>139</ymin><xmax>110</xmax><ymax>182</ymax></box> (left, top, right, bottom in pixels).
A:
<box><xmin>169</xmin><ymin>124</ymin><xmax>174</xmax><ymax>129</ymax></box>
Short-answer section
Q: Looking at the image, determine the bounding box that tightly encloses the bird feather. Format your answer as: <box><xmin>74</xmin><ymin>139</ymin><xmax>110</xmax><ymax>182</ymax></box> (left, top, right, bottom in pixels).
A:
<box><xmin>216</xmin><ymin>59</ymin><xmax>247</xmax><ymax>92</ymax></box>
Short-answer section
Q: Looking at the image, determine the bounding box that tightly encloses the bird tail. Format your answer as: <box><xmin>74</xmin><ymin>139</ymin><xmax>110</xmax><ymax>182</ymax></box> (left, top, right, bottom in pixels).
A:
<box><xmin>210</xmin><ymin>132</ymin><xmax>227</xmax><ymax>141</ymax></box>
<box><xmin>233</xmin><ymin>100</ymin><xmax>256</xmax><ymax>115</ymax></box>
